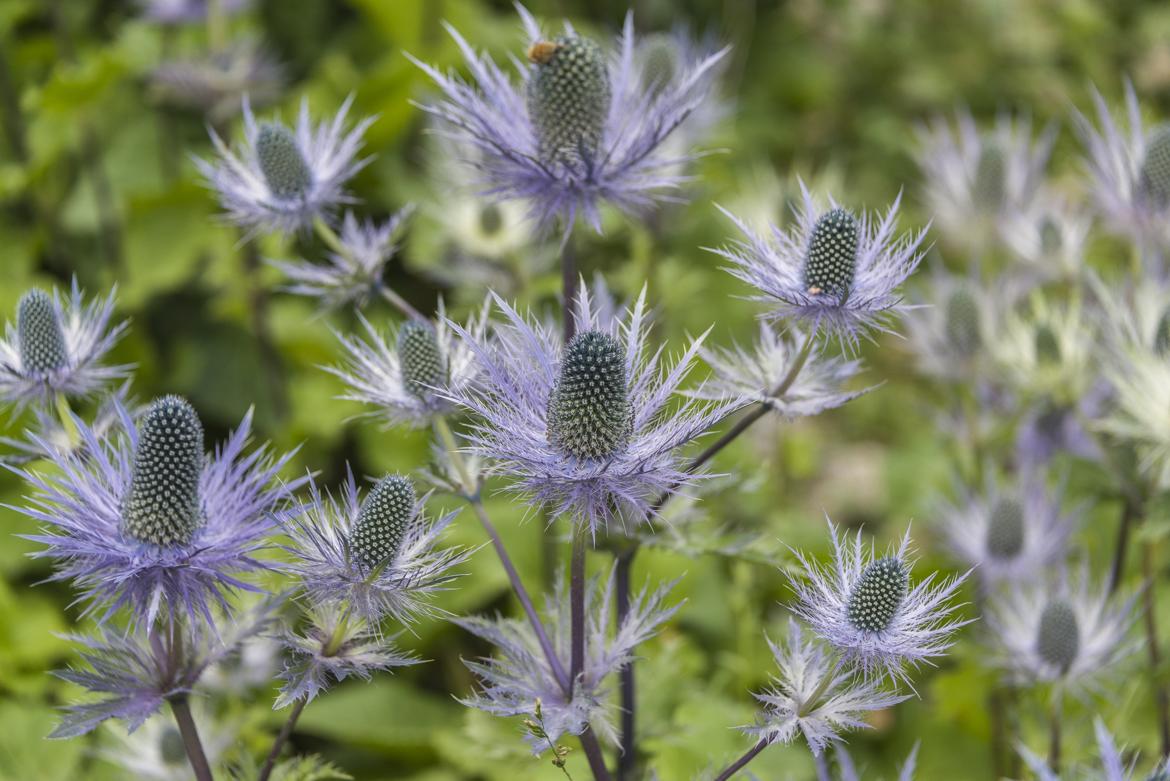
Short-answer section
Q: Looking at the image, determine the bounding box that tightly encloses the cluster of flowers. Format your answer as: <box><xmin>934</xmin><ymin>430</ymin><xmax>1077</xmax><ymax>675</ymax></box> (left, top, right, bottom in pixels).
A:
<box><xmin>6</xmin><ymin>0</ymin><xmax>1169</xmax><ymax>779</ymax></box>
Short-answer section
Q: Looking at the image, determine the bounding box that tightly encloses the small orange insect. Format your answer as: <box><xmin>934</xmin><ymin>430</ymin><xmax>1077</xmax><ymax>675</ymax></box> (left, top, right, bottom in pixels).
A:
<box><xmin>527</xmin><ymin>41</ymin><xmax>559</xmax><ymax>65</ymax></box>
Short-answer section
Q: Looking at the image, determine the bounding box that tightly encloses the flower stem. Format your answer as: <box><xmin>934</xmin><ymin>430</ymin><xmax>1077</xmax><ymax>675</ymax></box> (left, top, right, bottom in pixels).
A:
<box><xmin>312</xmin><ymin>216</ymin><xmax>423</xmax><ymax>320</ymax></box>
<box><xmin>713</xmin><ymin>738</ymin><xmax>769</xmax><ymax>781</ymax></box>
<box><xmin>258</xmin><ymin>697</ymin><xmax>307</xmax><ymax>781</ymax></box>
<box><xmin>1047</xmin><ymin>689</ymin><xmax>1062</xmax><ymax>773</ymax></box>
<box><xmin>561</xmin><ymin>232</ymin><xmax>577</xmax><ymax>343</ymax></box>
<box><xmin>1143</xmin><ymin>536</ymin><xmax>1170</xmax><ymax>758</ymax></box>
<box><xmin>616</xmin><ymin>333</ymin><xmax>818</xmax><ymax>779</ymax></box>
<box><xmin>814</xmin><ymin>751</ymin><xmax>831</xmax><ymax>781</ymax></box>
<box><xmin>570</xmin><ymin>525</ymin><xmax>587</xmax><ymax>685</ymax></box>
<box><xmin>169</xmin><ymin>696</ymin><xmax>214</xmax><ymax>781</ymax></box>
<box><xmin>434</xmin><ymin>416</ymin><xmax>571</xmax><ymax>693</ymax></box>
<box><xmin>1107</xmin><ymin>495</ymin><xmax>1139</xmax><ymax>597</ymax></box>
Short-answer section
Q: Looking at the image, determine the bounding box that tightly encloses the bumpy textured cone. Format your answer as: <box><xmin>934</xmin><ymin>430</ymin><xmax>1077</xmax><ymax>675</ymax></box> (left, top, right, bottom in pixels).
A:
<box><xmin>547</xmin><ymin>330</ymin><xmax>633</xmax><ymax>460</ymax></box>
<box><xmin>847</xmin><ymin>557</ymin><xmax>909</xmax><ymax>632</ymax></box>
<box><xmin>1039</xmin><ymin>217</ymin><xmax>1062</xmax><ymax>255</ymax></box>
<box><xmin>986</xmin><ymin>497</ymin><xmax>1024</xmax><ymax>559</ymax></box>
<box><xmin>256</xmin><ymin>123</ymin><xmax>312</xmax><ymax>199</ymax></box>
<box><xmin>1140</xmin><ymin>125</ymin><xmax>1170</xmax><ymax>207</ymax></box>
<box><xmin>159</xmin><ymin>727</ymin><xmax>187</xmax><ymax>766</ymax></box>
<box><xmin>478</xmin><ymin>203</ymin><xmax>504</xmax><ymax>235</ymax></box>
<box><xmin>1034</xmin><ymin>324</ymin><xmax>1061</xmax><ymax>364</ymax></box>
<box><xmin>122</xmin><ymin>396</ymin><xmax>205</xmax><ymax>547</ymax></box>
<box><xmin>1037</xmin><ymin>599</ymin><xmax>1079</xmax><ymax>673</ymax></box>
<box><xmin>639</xmin><ymin>33</ymin><xmax>678</xmax><ymax>96</ymax></box>
<box><xmin>1156</xmin><ymin>307</ymin><xmax>1170</xmax><ymax>355</ymax></box>
<box><xmin>973</xmin><ymin>142</ymin><xmax>1006</xmax><ymax>211</ymax></box>
<box><xmin>804</xmin><ymin>208</ymin><xmax>858</xmax><ymax>297</ymax></box>
<box><xmin>351</xmin><ymin>474</ymin><xmax>415</xmax><ymax>568</ymax></box>
<box><xmin>17</xmin><ymin>289</ymin><xmax>68</xmax><ymax>374</ymax></box>
<box><xmin>944</xmin><ymin>287</ymin><xmax>981</xmax><ymax>358</ymax></box>
<box><xmin>526</xmin><ymin>36</ymin><xmax>612</xmax><ymax>166</ymax></box>
<box><xmin>397</xmin><ymin>321</ymin><xmax>446</xmax><ymax>399</ymax></box>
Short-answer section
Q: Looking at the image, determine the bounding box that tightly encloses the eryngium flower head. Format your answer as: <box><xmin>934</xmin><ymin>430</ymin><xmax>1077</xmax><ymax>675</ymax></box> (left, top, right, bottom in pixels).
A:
<box><xmin>443</xmin><ymin>286</ymin><xmax>738</xmax><ymax>535</ymax></box>
<box><xmin>148</xmin><ymin>40</ymin><xmax>284</xmax><ymax>124</ymax></box>
<box><xmin>328</xmin><ymin>299</ymin><xmax>487</xmax><ymax>428</ymax></box>
<box><xmin>283</xmin><ymin>469</ymin><xmax>469</xmax><ymax>624</ymax></box>
<box><xmin>410</xmin><ymin>6</ymin><xmax>728</xmax><ymax>234</ymax></box>
<box><xmin>1021</xmin><ymin>718</ymin><xmax>1143</xmax><ymax>781</ymax></box>
<box><xmin>197</xmin><ymin>96</ymin><xmax>372</xmax><ymax>236</ymax></box>
<box><xmin>1000</xmin><ymin>192</ymin><xmax>1092</xmax><ymax>282</ymax></box>
<box><xmin>713</xmin><ymin>184</ymin><xmax>927</xmax><ymax>349</ymax></box>
<box><xmin>19</xmin><ymin>396</ymin><xmax>303</xmax><ymax>625</ymax></box>
<box><xmin>276</xmin><ymin>602</ymin><xmax>419</xmax><ymax>708</ymax></box>
<box><xmin>789</xmin><ymin>522</ymin><xmax>971</xmax><ymax>683</ymax></box>
<box><xmin>989</xmin><ymin>292</ymin><xmax>1094</xmax><ymax>405</ymax></box>
<box><xmin>741</xmin><ymin>621</ymin><xmax>909</xmax><ymax>755</ymax></box>
<box><xmin>939</xmin><ymin>473</ymin><xmax>1079</xmax><ymax>586</ymax></box>
<box><xmin>272</xmin><ymin>206</ymin><xmax>413</xmax><ymax>309</ymax></box>
<box><xmin>1075</xmin><ymin>81</ymin><xmax>1170</xmax><ymax>249</ymax></box>
<box><xmin>455</xmin><ymin>567</ymin><xmax>680</xmax><ymax>753</ymax></box>
<box><xmin>0</xmin><ymin>281</ymin><xmax>129</xmax><ymax>408</ymax></box>
<box><xmin>688</xmin><ymin>324</ymin><xmax>872</xmax><ymax>417</ymax></box>
<box><xmin>1099</xmin><ymin>343</ymin><xmax>1170</xmax><ymax>489</ymax></box>
<box><xmin>49</xmin><ymin>603</ymin><xmax>272</xmax><ymax>738</ymax></box>
<box><xmin>916</xmin><ymin>110</ymin><xmax>1054</xmax><ymax>248</ymax></box>
<box><xmin>1</xmin><ymin>383</ymin><xmax>128</xmax><ymax>465</ymax></box>
<box><xmin>988</xmin><ymin>567</ymin><xmax>1134</xmax><ymax>688</ymax></box>
<box><xmin>901</xmin><ymin>269</ymin><xmax>1002</xmax><ymax>382</ymax></box>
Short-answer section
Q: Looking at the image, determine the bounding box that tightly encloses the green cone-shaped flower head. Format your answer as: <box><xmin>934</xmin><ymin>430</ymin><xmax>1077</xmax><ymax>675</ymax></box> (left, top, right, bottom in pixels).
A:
<box><xmin>256</xmin><ymin>122</ymin><xmax>312</xmax><ymax>199</ymax></box>
<box><xmin>351</xmin><ymin>474</ymin><xmax>416</xmax><ymax>568</ymax></box>
<box><xmin>17</xmin><ymin>289</ymin><xmax>67</xmax><ymax>374</ymax></box>
<box><xmin>986</xmin><ymin>497</ymin><xmax>1024</xmax><ymax>559</ymax></box>
<box><xmin>1155</xmin><ymin>307</ymin><xmax>1170</xmax><ymax>355</ymax></box>
<box><xmin>547</xmin><ymin>330</ymin><xmax>633</xmax><ymax>460</ymax></box>
<box><xmin>1037</xmin><ymin>599</ymin><xmax>1079</xmax><ymax>674</ymax></box>
<box><xmin>847</xmin><ymin>556</ymin><xmax>909</xmax><ymax>632</ymax></box>
<box><xmin>805</xmin><ymin>208</ymin><xmax>859</xmax><ymax>297</ymax></box>
<box><xmin>1034</xmin><ymin>324</ymin><xmax>1061</xmax><ymax>365</ymax></box>
<box><xmin>122</xmin><ymin>396</ymin><xmax>205</xmax><ymax>547</ymax></box>
<box><xmin>944</xmin><ymin>287</ymin><xmax>981</xmax><ymax>358</ymax></box>
<box><xmin>1140</xmin><ymin>124</ymin><xmax>1170</xmax><ymax>207</ymax></box>
<box><xmin>973</xmin><ymin>141</ymin><xmax>1006</xmax><ymax>212</ymax></box>
<box><xmin>526</xmin><ymin>36</ymin><xmax>612</xmax><ymax>166</ymax></box>
<box><xmin>397</xmin><ymin>321</ymin><xmax>447</xmax><ymax>399</ymax></box>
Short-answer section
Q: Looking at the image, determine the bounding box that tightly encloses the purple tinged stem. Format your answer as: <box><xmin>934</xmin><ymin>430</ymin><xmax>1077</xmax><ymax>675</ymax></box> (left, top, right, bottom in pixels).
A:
<box><xmin>712</xmin><ymin>739</ymin><xmax>769</xmax><ymax>781</ymax></box>
<box><xmin>170</xmin><ymin>696</ymin><xmax>213</xmax><ymax>781</ymax></box>
<box><xmin>1143</xmin><ymin>536</ymin><xmax>1170</xmax><ymax>758</ymax></box>
<box><xmin>258</xmin><ymin>697</ymin><xmax>307</xmax><ymax>781</ymax></box>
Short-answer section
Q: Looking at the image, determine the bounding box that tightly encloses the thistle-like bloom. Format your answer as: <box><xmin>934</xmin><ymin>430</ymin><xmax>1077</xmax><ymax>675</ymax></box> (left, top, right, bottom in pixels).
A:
<box><xmin>989</xmin><ymin>292</ymin><xmax>1094</xmax><ymax>405</ymax></box>
<box><xmin>444</xmin><ymin>287</ymin><xmax>737</xmax><ymax>535</ymax></box>
<box><xmin>788</xmin><ymin>523</ymin><xmax>971</xmax><ymax>683</ymax></box>
<box><xmin>276</xmin><ymin>602</ymin><xmax>419</xmax><ymax>708</ymax></box>
<box><xmin>901</xmin><ymin>269</ymin><xmax>1002</xmax><ymax>382</ymax></box>
<box><xmin>1</xmin><ymin>383</ymin><xmax>130</xmax><ymax>465</ymax></box>
<box><xmin>271</xmin><ymin>207</ymin><xmax>414</xmax><ymax>309</ymax></box>
<box><xmin>987</xmin><ymin>568</ymin><xmax>1133</xmax><ymax>689</ymax></box>
<box><xmin>938</xmin><ymin>473</ymin><xmax>1079</xmax><ymax>586</ymax></box>
<box><xmin>1020</xmin><ymin>718</ymin><xmax>1148</xmax><ymax>781</ymax></box>
<box><xmin>714</xmin><ymin>185</ymin><xmax>928</xmax><ymax>349</ymax></box>
<box><xmin>197</xmin><ymin>96</ymin><xmax>373</xmax><ymax>236</ymax></box>
<box><xmin>456</xmin><ymin>567</ymin><xmax>680</xmax><ymax>752</ymax></box>
<box><xmin>916</xmin><ymin>111</ymin><xmax>1053</xmax><ymax>248</ymax></box>
<box><xmin>19</xmin><ymin>395</ymin><xmax>302</xmax><ymax>624</ymax></box>
<box><xmin>741</xmin><ymin>621</ymin><xmax>908</xmax><ymax>755</ymax></box>
<box><xmin>283</xmin><ymin>469</ymin><xmax>469</xmax><ymax>624</ymax></box>
<box><xmin>50</xmin><ymin>604</ymin><xmax>272</xmax><ymax>738</ymax></box>
<box><xmin>1099</xmin><ymin>344</ymin><xmax>1170</xmax><ymax>488</ymax></box>
<box><xmin>411</xmin><ymin>6</ymin><xmax>728</xmax><ymax>233</ymax></box>
<box><xmin>100</xmin><ymin>703</ymin><xmax>233</xmax><ymax>780</ymax></box>
<box><xmin>137</xmin><ymin>0</ymin><xmax>248</xmax><ymax>24</ymax></box>
<box><xmin>328</xmin><ymin>299</ymin><xmax>487</xmax><ymax>428</ymax></box>
<box><xmin>1000</xmin><ymin>192</ymin><xmax>1092</xmax><ymax>282</ymax></box>
<box><xmin>0</xmin><ymin>282</ymin><xmax>129</xmax><ymax>408</ymax></box>
<box><xmin>689</xmin><ymin>324</ymin><xmax>872</xmax><ymax>417</ymax></box>
<box><xmin>149</xmin><ymin>41</ymin><xmax>284</xmax><ymax>124</ymax></box>
<box><xmin>1075</xmin><ymin>81</ymin><xmax>1170</xmax><ymax>249</ymax></box>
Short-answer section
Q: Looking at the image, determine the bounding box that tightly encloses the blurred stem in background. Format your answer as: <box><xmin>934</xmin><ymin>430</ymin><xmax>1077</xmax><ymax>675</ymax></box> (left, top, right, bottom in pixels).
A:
<box><xmin>1143</xmin><ymin>534</ymin><xmax>1170</xmax><ymax>759</ymax></box>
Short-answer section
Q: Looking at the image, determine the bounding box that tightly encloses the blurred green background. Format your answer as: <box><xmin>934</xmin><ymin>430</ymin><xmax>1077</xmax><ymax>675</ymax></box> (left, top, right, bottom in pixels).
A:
<box><xmin>1</xmin><ymin>0</ymin><xmax>1168</xmax><ymax>779</ymax></box>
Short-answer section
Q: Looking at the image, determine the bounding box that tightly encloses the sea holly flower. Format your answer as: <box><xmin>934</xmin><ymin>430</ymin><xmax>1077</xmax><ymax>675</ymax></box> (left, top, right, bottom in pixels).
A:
<box><xmin>456</xmin><ymin>567</ymin><xmax>680</xmax><ymax>753</ymax></box>
<box><xmin>283</xmin><ymin>469</ymin><xmax>470</xmax><ymax>625</ymax></box>
<box><xmin>788</xmin><ymin>523</ymin><xmax>971</xmax><ymax>683</ymax></box>
<box><xmin>901</xmin><ymin>269</ymin><xmax>1003</xmax><ymax>382</ymax></box>
<box><xmin>987</xmin><ymin>567</ymin><xmax>1134</xmax><ymax>689</ymax></box>
<box><xmin>410</xmin><ymin>5</ymin><xmax>728</xmax><ymax>234</ymax></box>
<box><xmin>197</xmin><ymin>96</ymin><xmax>373</xmax><ymax>236</ymax></box>
<box><xmin>1075</xmin><ymin>81</ymin><xmax>1170</xmax><ymax>251</ymax></box>
<box><xmin>1</xmin><ymin>382</ymin><xmax>130</xmax><ymax>465</ymax></box>
<box><xmin>271</xmin><ymin>206</ymin><xmax>414</xmax><ymax>310</ymax></box>
<box><xmin>50</xmin><ymin>602</ymin><xmax>274</xmax><ymax>738</ymax></box>
<box><xmin>18</xmin><ymin>395</ymin><xmax>303</xmax><ymax>625</ymax></box>
<box><xmin>276</xmin><ymin>602</ymin><xmax>419</xmax><ymax>708</ymax></box>
<box><xmin>915</xmin><ymin>110</ymin><xmax>1053</xmax><ymax>248</ymax></box>
<box><xmin>443</xmin><ymin>286</ymin><xmax>738</xmax><ymax>535</ymax></box>
<box><xmin>1099</xmin><ymin>343</ymin><xmax>1170</xmax><ymax>488</ymax></box>
<box><xmin>1000</xmin><ymin>192</ymin><xmax>1092</xmax><ymax>282</ymax></box>
<box><xmin>149</xmin><ymin>40</ymin><xmax>284</xmax><ymax>123</ymax></box>
<box><xmin>740</xmin><ymin>621</ymin><xmax>908</xmax><ymax>755</ymax></box>
<box><xmin>938</xmin><ymin>472</ymin><xmax>1079</xmax><ymax>587</ymax></box>
<box><xmin>688</xmin><ymin>324</ymin><xmax>872</xmax><ymax>417</ymax></box>
<box><xmin>327</xmin><ymin>299</ymin><xmax>488</xmax><ymax>428</ymax></box>
<box><xmin>713</xmin><ymin>183</ymin><xmax>927</xmax><ymax>349</ymax></box>
<box><xmin>0</xmin><ymin>282</ymin><xmax>130</xmax><ymax>409</ymax></box>
<box><xmin>989</xmin><ymin>292</ymin><xmax>1094</xmax><ymax>406</ymax></box>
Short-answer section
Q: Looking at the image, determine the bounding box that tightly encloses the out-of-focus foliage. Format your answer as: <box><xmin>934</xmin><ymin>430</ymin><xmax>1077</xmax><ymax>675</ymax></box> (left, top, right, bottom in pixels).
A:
<box><xmin>1</xmin><ymin>0</ymin><xmax>1168</xmax><ymax>779</ymax></box>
